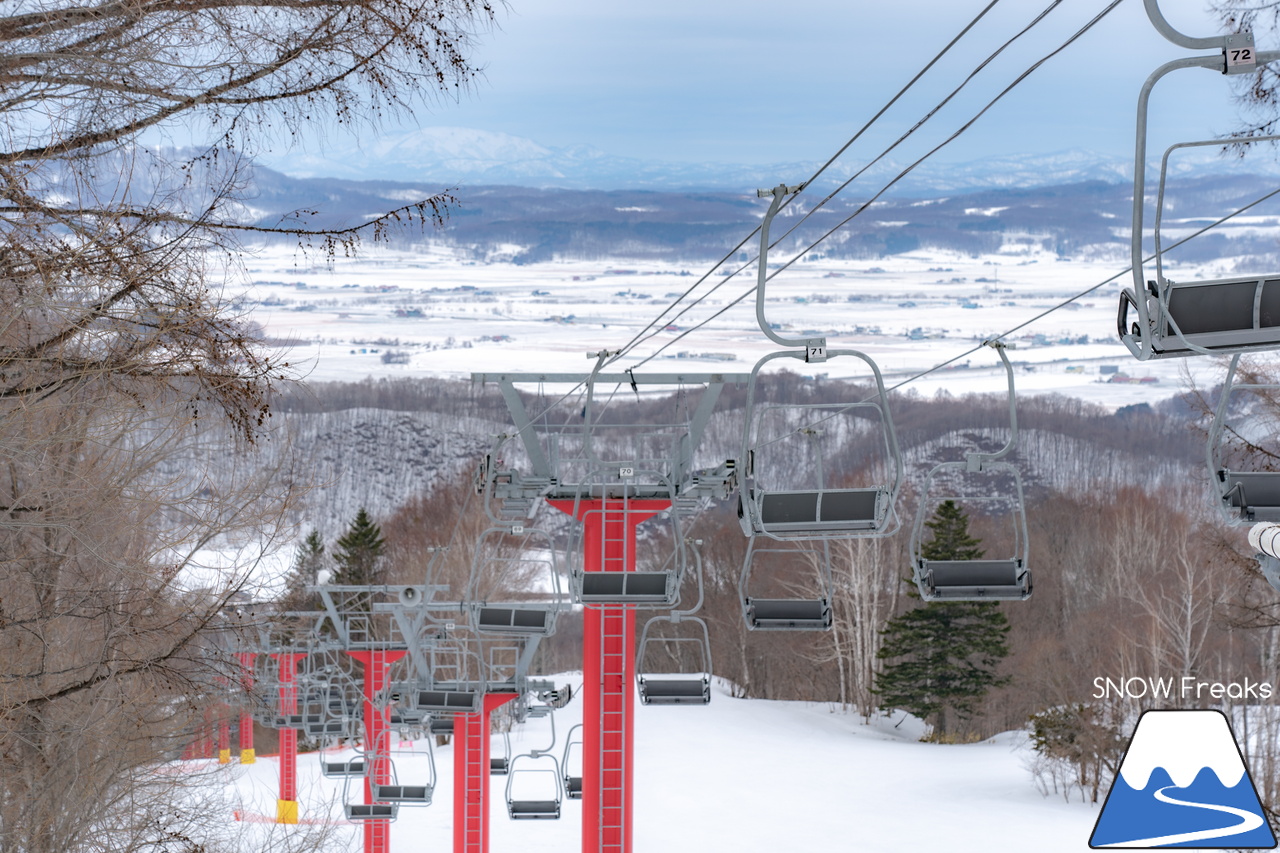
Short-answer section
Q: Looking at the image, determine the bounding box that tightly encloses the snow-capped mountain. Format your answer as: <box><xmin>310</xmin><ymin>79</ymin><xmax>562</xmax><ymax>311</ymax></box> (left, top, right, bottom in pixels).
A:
<box><xmin>255</xmin><ymin>126</ymin><xmax>1280</xmax><ymax>193</ymax></box>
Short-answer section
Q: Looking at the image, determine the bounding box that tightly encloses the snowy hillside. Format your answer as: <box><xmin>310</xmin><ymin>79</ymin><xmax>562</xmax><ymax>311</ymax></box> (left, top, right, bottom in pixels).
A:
<box><xmin>218</xmin><ymin>678</ymin><xmax>1100</xmax><ymax>852</ymax></box>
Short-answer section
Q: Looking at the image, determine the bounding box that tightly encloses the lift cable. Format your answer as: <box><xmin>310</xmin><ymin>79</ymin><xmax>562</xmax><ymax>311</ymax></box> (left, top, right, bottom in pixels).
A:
<box><xmin>741</xmin><ymin>180</ymin><xmax>1280</xmax><ymax>454</ymax></box>
<box><xmin>616</xmin><ymin>0</ymin><xmax>1126</xmax><ymax>373</ymax></box>
<box><xmin>501</xmin><ymin>0</ymin><xmax>1118</xmax><ymax>435</ymax></box>
<box><xmin>605</xmin><ymin>0</ymin><xmax>1009</xmax><ymax>363</ymax></box>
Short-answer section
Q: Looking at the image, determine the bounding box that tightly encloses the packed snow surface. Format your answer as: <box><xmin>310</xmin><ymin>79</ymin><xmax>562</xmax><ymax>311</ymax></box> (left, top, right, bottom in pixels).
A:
<box><xmin>218</xmin><ymin>677</ymin><xmax>1098</xmax><ymax>852</ymax></box>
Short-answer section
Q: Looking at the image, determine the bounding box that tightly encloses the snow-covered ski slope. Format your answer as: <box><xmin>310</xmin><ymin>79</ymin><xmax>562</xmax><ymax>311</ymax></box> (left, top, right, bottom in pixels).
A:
<box><xmin>220</xmin><ymin>677</ymin><xmax>1097</xmax><ymax>852</ymax></box>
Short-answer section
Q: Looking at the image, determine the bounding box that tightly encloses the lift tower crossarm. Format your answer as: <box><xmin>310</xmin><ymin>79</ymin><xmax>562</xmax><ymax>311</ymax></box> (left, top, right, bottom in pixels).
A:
<box><xmin>471</xmin><ymin>372</ymin><xmax>749</xmax><ymax>501</ymax></box>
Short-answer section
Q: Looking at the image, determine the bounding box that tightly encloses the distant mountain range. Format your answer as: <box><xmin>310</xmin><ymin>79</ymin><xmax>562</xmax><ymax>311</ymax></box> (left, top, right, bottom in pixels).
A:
<box><xmin>255</xmin><ymin>126</ymin><xmax>1280</xmax><ymax>194</ymax></box>
<box><xmin>239</xmin><ymin>165</ymin><xmax>1280</xmax><ymax>264</ymax></box>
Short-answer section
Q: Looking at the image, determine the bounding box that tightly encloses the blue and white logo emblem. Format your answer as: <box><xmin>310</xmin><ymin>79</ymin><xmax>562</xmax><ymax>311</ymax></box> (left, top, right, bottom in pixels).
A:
<box><xmin>1090</xmin><ymin>709</ymin><xmax>1276</xmax><ymax>848</ymax></box>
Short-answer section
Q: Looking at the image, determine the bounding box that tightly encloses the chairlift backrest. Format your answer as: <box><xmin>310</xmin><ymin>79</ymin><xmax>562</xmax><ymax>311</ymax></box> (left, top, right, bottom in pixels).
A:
<box><xmin>467</xmin><ymin>527</ymin><xmax>566</xmax><ymax>636</ymax></box>
<box><xmin>739</xmin><ymin>539</ymin><xmax>834</xmax><ymax>631</ymax></box>
<box><xmin>505</xmin><ymin>753</ymin><xmax>563</xmax><ymax>820</ymax></box>
<box><xmin>565</xmin><ymin>478</ymin><xmax>688</xmax><ymax>607</ymax></box>
<box><xmin>739</xmin><ymin>351</ymin><xmax>903</xmax><ymax>541</ymax></box>
<box><xmin>636</xmin><ymin>615</ymin><xmax>713</xmax><ymax>706</ymax></box>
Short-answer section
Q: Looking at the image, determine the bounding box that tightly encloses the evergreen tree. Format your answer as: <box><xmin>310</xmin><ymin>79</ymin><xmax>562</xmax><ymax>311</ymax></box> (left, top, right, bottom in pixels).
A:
<box><xmin>331</xmin><ymin>508</ymin><xmax>386</xmax><ymax>586</ymax></box>
<box><xmin>874</xmin><ymin>500</ymin><xmax>1011</xmax><ymax>739</ymax></box>
<box><xmin>278</xmin><ymin>529</ymin><xmax>326</xmax><ymax>613</ymax></box>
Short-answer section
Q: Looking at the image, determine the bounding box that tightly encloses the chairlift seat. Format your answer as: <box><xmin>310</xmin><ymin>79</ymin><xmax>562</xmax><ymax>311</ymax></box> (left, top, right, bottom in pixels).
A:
<box><xmin>345</xmin><ymin>804</ymin><xmax>398</xmax><ymax>821</ymax></box>
<box><xmin>1219</xmin><ymin>470</ymin><xmax>1280</xmax><ymax>522</ymax></box>
<box><xmin>565</xmin><ymin>777</ymin><xmax>583</xmax><ymax>799</ymax></box>
<box><xmin>413</xmin><ymin>690</ymin><xmax>481</xmax><ymax>714</ymax></box>
<box><xmin>477</xmin><ymin>606</ymin><xmax>551</xmax><ymax>634</ymax></box>
<box><xmin>638</xmin><ymin>675</ymin><xmax>711</xmax><ymax>705</ymax></box>
<box><xmin>508</xmin><ymin>800</ymin><xmax>560</xmax><ymax>820</ymax></box>
<box><xmin>745</xmin><ymin>597</ymin><xmax>832</xmax><ymax>630</ymax></box>
<box><xmin>369</xmin><ymin>783</ymin><xmax>432</xmax><ymax>804</ymax></box>
<box><xmin>322</xmin><ymin>760</ymin><xmax>365</xmax><ymax>777</ymax></box>
<box><xmin>916</xmin><ymin>559</ymin><xmax>1031</xmax><ymax>601</ymax></box>
<box><xmin>304</xmin><ymin>720</ymin><xmax>350</xmax><ymax>737</ymax></box>
<box><xmin>743</xmin><ymin>488</ymin><xmax>886</xmax><ymax>537</ymax></box>
<box><xmin>428</xmin><ymin>718</ymin><xmax>454</xmax><ymax>737</ymax></box>
<box><xmin>389</xmin><ymin>712</ymin><xmax>424</xmax><ymax>727</ymax></box>
<box><xmin>490</xmin><ymin>757</ymin><xmax>509</xmax><ymax>775</ymax></box>
<box><xmin>1121</xmin><ymin>276</ymin><xmax>1280</xmax><ymax>358</ymax></box>
<box><xmin>577</xmin><ymin>571</ymin><xmax>673</xmax><ymax>604</ymax></box>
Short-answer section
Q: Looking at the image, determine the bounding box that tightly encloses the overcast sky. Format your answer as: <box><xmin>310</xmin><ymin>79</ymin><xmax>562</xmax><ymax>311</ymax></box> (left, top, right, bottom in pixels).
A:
<box><xmin>263</xmin><ymin>0</ymin><xmax>1259</xmax><ymax>170</ymax></box>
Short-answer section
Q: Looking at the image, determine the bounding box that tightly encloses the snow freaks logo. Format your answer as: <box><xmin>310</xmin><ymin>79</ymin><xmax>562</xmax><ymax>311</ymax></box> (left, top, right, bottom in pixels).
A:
<box><xmin>1089</xmin><ymin>710</ymin><xmax>1276</xmax><ymax>848</ymax></box>
<box><xmin>1093</xmin><ymin>676</ymin><xmax>1274</xmax><ymax>701</ymax></box>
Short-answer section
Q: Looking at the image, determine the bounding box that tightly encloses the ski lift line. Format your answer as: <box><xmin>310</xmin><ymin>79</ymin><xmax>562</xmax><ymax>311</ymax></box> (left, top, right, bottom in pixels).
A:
<box><xmin>747</xmin><ymin>0</ymin><xmax>1065</xmax><ymax>286</ymax></box>
<box><xmin>740</xmin><ymin>180</ymin><xmax>1280</xmax><ymax>457</ymax></box>
<box><xmin>608</xmin><ymin>0</ymin><xmax>1068</xmax><ymax>368</ymax></box>
<box><xmin>616</xmin><ymin>0</ymin><xmax>1126</xmax><ymax>374</ymax></box>
<box><xmin>606</xmin><ymin>0</ymin><xmax>1008</xmax><ymax>361</ymax></box>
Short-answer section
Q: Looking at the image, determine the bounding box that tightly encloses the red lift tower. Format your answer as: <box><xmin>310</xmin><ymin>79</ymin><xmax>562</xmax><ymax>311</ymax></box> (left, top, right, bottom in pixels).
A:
<box><xmin>473</xmin><ymin>370</ymin><xmax>741</xmax><ymax>853</ymax></box>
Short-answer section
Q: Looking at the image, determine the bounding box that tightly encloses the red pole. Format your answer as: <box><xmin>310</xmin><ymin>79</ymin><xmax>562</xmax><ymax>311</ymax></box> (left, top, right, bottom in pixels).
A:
<box><xmin>453</xmin><ymin>694</ymin><xmax>518</xmax><ymax>853</ymax></box>
<box><xmin>274</xmin><ymin>652</ymin><xmax>306</xmax><ymax>824</ymax></box>
<box><xmin>547</xmin><ymin>498</ymin><xmax>668</xmax><ymax>853</ymax></box>
<box><xmin>348</xmin><ymin>650</ymin><xmax>407</xmax><ymax>853</ymax></box>
<box><xmin>237</xmin><ymin>652</ymin><xmax>256</xmax><ymax>764</ymax></box>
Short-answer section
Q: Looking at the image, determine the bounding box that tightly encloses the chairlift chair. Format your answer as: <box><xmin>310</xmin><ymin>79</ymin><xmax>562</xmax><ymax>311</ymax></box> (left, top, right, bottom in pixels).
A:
<box><xmin>636</xmin><ymin>617</ymin><xmax>713</xmax><ymax>705</ymax></box>
<box><xmin>408</xmin><ymin>644</ymin><xmax>486</xmax><ymax>715</ymax></box>
<box><xmin>320</xmin><ymin>755</ymin><xmax>366</xmax><ymax>778</ymax></box>
<box><xmin>1208</xmin><ymin>354</ymin><xmax>1280</xmax><ymax>524</ymax></box>
<box><xmin>340</xmin><ymin>755</ymin><xmax>400</xmax><ymax>822</ymax></box>
<box><xmin>636</xmin><ymin>541</ymin><xmax>714</xmax><ymax>704</ymax></box>
<box><xmin>739</xmin><ymin>538</ymin><xmax>834</xmax><ymax>631</ymax></box>
<box><xmin>467</xmin><ymin>527</ymin><xmax>566</xmax><ymax>637</ymax></box>
<box><xmin>428</xmin><ymin>717</ymin><xmax>454</xmax><ymax>738</ymax></box>
<box><xmin>909</xmin><ymin>342</ymin><xmax>1032</xmax><ymax>602</ymax></box>
<box><xmin>738</xmin><ymin>363</ymin><xmax>903</xmax><ymax>541</ymax></box>
<box><xmin>1117</xmin><ymin>1</ymin><xmax>1280</xmax><ymax>361</ymax></box>
<box><xmin>505</xmin><ymin>753</ymin><xmax>563</xmax><ymax>820</ymax></box>
<box><xmin>1118</xmin><ymin>139</ymin><xmax>1280</xmax><ymax>360</ymax></box>
<box><xmin>491</xmin><ymin>729</ymin><xmax>512</xmax><ymax>775</ymax></box>
<box><xmin>738</xmin><ymin>183</ymin><xmax>902</xmax><ymax>541</ymax></box>
<box><xmin>368</xmin><ymin>751</ymin><xmax>436</xmax><ymax>806</ymax></box>
<box><xmin>412</xmin><ymin>687</ymin><xmax>482</xmax><ymax>715</ymax></box>
<box><xmin>565</xmin><ymin>474</ymin><xmax>687</xmax><ymax>607</ymax></box>
<box><xmin>561</xmin><ymin>724</ymin><xmax>583</xmax><ymax>800</ymax></box>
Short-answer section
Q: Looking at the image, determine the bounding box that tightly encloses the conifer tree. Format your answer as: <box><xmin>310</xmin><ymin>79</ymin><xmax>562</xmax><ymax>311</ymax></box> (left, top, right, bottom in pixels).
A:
<box><xmin>331</xmin><ymin>508</ymin><xmax>387</xmax><ymax>586</ymax></box>
<box><xmin>874</xmin><ymin>500</ymin><xmax>1011</xmax><ymax>739</ymax></box>
<box><xmin>278</xmin><ymin>529</ymin><xmax>326</xmax><ymax>613</ymax></box>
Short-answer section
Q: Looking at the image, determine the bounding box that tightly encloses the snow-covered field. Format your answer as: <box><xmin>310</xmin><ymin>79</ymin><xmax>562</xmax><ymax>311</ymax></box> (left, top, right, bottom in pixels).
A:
<box><xmin>219</xmin><ymin>677</ymin><xmax>1099</xmax><ymax>853</ymax></box>
<box><xmin>238</xmin><ymin>243</ymin><xmax>1227</xmax><ymax>410</ymax></box>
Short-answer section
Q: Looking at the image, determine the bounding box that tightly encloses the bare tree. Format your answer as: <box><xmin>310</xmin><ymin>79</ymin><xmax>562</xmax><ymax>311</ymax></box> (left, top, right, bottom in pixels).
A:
<box><xmin>0</xmin><ymin>0</ymin><xmax>499</xmax><ymax>849</ymax></box>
